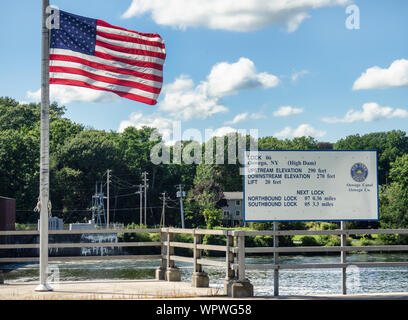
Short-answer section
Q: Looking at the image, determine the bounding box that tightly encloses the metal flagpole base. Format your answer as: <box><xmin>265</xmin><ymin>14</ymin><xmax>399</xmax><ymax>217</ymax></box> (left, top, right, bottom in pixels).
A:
<box><xmin>35</xmin><ymin>284</ymin><xmax>53</xmax><ymax>292</ymax></box>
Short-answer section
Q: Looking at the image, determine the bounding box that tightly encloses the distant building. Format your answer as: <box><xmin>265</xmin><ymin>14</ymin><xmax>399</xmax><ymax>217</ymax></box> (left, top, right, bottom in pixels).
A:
<box><xmin>38</xmin><ymin>217</ymin><xmax>63</xmax><ymax>231</ymax></box>
<box><xmin>69</xmin><ymin>220</ymin><xmax>95</xmax><ymax>230</ymax></box>
<box><xmin>0</xmin><ymin>196</ymin><xmax>15</xmax><ymax>231</ymax></box>
<box><xmin>221</xmin><ymin>192</ymin><xmax>244</xmax><ymax>227</ymax></box>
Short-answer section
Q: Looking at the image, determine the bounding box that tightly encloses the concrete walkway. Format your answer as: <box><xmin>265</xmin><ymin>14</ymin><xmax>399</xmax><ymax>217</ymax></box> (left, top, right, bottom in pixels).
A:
<box><xmin>1</xmin><ymin>280</ymin><xmax>408</xmax><ymax>300</ymax></box>
<box><xmin>0</xmin><ymin>280</ymin><xmax>223</xmax><ymax>300</ymax></box>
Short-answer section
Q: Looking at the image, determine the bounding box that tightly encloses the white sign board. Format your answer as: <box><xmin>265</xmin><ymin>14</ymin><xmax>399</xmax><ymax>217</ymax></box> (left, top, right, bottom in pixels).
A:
<box><xmin>243</xmin><ymin>150</ymin><xmax>379</xmax><ymax>221</ymax></box>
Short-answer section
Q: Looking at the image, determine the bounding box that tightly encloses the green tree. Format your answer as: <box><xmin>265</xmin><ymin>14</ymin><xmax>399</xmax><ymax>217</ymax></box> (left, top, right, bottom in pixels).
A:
<box><xmin>284</xmin><ymin>136</ymin><xmax>319</xmax><ymax>150</ymax></box>
<box><xmin>0</xmin><ymin>130</ymin><xmax>39</xmax><ymax>222</ymax></box>
<box><xmin>185</xmin><ymin>164</ymin><xmax>226</xmax><ymax>228</ymax></box>
<box><xmin>51</xmin><ymin>130</ymin><xmax>127</xmax><ymax>222</ymax></box>
<box><xmin>389</xmin><ymin>154</ymin><xmax>408</xmax><ymax>191</ymax></box>
<box><xmin>202</xmin><ymin>208</ymin><xmax>222</xmax><ymax>229</ymax></box>
<box><xmin>334</xmin><ymin>130</ymin><xmax>408</xmax><ymax>185</ymax></box>
<box><xmin>379</xmin><ymin>154</ymin><xmax>408</xmax><ymax>233</ymax></box>
<box><xmin>50</xmin><ymin>118</ymin><xmax>84</xmax><ymax>154</ymax></box>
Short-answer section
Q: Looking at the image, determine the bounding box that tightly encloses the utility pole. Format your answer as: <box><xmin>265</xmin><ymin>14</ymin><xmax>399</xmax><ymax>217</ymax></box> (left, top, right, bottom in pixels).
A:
<box><xmin>176</xmin><ymin>184</ymin><xmax>185</xmax><ymax>228</ymax></box>
<box><xmin>159</xmin><ymin>192</ymin><xmax>167</xmax><ymax>227</ymax></box>
<box><xmin>142</xmin><ymin>172</ymin><xmax>149</xmax><ymax>226</ymax></box>
<box><xmin>106</xmin><ymin>169</ymin><xmax>111</xmax><ymax>229</ymax></box>
<box><xmin>136</xmin><ymin>184</ymin><xmax>143</xmax><ymax>226</ymax></box>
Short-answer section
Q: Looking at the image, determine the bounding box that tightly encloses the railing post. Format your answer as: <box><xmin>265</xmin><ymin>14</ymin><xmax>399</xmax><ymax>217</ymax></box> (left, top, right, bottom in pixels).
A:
<box><xmin>155</xmin><ymin>228</ymin><xmax>166</xmax><ymax>280</ymax></box>
<box><xmin>341</xmin><ymin>221</ymin><xmax>347</xmax><ymax>295</ymax></box>
<box><xmin>191</xmin><ymin>230</ymin><xmax>209</xmax><ymax>287</ymax></box>
<box><xmin>226</xmin><ymin>232</ymin><xmax>235</xmax><ymax>279</ymax></box>
<box><xmin>165</xmin><ymin>229</ymin><xmax>180</xmax><ymax>281</ymax></box>
<box><xmin>193</xmin><ymin>230</ymin><xmax>199</xmax><ymax>273</ymax></box>
<box><xmin>224</xmin><ymin>231</ymin><xmax>235</xmax><ymax>295</ymax></box>
<box><xmin>167</xmin><ymin>229</ymin><xmax>171</xmax><ymax>268</ymax></box>
<box><xmin>228</xmin><ymin>230</ymin><xmax>253</xmax><ymax>298</ymax></box>
<box><xmin>237</xmin><ymin>231</ymin><xmax>245</xmax><ymax>282</ymax></box>
<box><xmin>273</xmin><ymin>222</ymin><xmax>279</xmax><ymax>296</ymax></box>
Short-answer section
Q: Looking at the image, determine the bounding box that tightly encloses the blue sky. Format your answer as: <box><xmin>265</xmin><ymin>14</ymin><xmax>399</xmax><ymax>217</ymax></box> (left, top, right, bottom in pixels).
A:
<box><xmin>1</xmin><ymin>0</ymin><xmax>407</xmax><ymax>143</ymax></box>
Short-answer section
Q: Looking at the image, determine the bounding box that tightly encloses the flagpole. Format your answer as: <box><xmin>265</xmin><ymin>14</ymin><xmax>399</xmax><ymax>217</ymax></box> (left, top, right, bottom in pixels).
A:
<box><xmin>35</xmin><ymin>0</ymin><xmax>52</xmax><ymax>292</ymax></box>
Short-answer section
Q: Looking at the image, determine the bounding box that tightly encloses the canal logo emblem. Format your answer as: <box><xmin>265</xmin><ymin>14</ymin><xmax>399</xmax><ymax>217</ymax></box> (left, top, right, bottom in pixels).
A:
<box><xmin>350</xmin><ymin>163</ymin><xmax>368</xmax><ymax>182</ymax></box>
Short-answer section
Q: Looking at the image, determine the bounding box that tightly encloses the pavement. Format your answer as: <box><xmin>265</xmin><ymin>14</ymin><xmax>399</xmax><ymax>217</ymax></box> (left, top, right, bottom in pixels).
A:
<box><xmin>0</xmin><ymin>280</ymin><xmax>223</xmax><ymax>300</ymax></box>
<box><xmin>0</xmin><ymin>280</ymin><xmax>407</xmax><ymax>300</ymax></box>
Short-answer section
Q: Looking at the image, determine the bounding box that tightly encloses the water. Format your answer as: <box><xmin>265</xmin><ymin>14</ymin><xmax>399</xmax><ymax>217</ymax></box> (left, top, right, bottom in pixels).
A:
<box><xmin>2</xmin><ymin>253</ymin><xmax>408</xmax><ymax>296</ymax></box>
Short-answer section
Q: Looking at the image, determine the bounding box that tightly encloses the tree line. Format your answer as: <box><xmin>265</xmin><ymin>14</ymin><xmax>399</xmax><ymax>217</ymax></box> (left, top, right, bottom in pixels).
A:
<box><xmin>0</xmin><ymin>97</ymin><xmax>407</xmax><ymax>231</ymax></box>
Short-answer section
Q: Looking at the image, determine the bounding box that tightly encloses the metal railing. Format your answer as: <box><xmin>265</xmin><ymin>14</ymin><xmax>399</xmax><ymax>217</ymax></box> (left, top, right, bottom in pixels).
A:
<box><xmin>2</xmin><ymin>226</ymin><xmax>408</xmax><ymax>296</ymax></box>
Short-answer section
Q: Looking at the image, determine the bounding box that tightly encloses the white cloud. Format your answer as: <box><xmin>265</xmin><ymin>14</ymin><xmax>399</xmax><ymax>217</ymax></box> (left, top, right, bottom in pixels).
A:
<box><xmin>27</xmin><ymin>86</ymin><xmax>118</xmax><ymax>104</ymax></box>
<box><xmin>207</xmin><ymin>58</ymin><xmax>279</xmax><ymax>97</ymax></box>
<box><xmin>250</xmin><ymin>112</ymin><xmax>267</xmax><ymax>120</ymax></box>
<box><xmin>291</xmin><ymin>70</ymin><xmax>310</xmax><ymax>83</ymax></box>
<box><xmin>224</xmin><ymin>110</ymin><xmax>268</xmax><ymax>124</ymax></box>
<box><xmin>224</xmin><ymin>113</ymin><xmax>249</xmax><ymax>125</ymax></box>
<box><xmin>159</xmin><ymin>58</ymin><xmax>279</xmax><ymax>121</ymax></box>
<box><xmin>353</xmin><ymin>59</ymin><xmax>408</xmax><ymax>90</ymax></box>
<box><xmin>322</xmin><ymin>102</ymin><xmax>408</xmax><ymax>123</ymax></box>
<box><xmin>118</xmin><ymin>112</ymin><xmax>241</xmax><ymax>146</ymax></box>
<box><xmin>273</xmin><ymin>106</ymin><xmax>304</xmax><ymax>117</ymax></box>
<box><xmin>118</xmin><ymin>112</ymin><xmax>175</xmax><ymax>142</ymax></box>
<box><xmin>274</xmin><ymin>124</ymin><xmax>326</xmax><ymax>138</ymax></box>
<box><xmin>158</xmin><ymin>75</ymin><xmax>228</xmax><ymax>121</ymax></box>
<box><xmin>209</xmin><ymin>126</ymin><xmax>238</xmax><ymax>138</ymax></box>
<box><xmin>122</xmin><ymin>0</ymin><xmax>350</xmax><ymax>32</ymax></box>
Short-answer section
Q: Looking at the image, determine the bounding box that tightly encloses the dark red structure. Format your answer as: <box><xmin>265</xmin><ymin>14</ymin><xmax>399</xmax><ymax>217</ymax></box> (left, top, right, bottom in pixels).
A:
<box><xmin>0</xmin><ymin>196</ymin><xmax>16</xmax><ymax>231</ymax></box>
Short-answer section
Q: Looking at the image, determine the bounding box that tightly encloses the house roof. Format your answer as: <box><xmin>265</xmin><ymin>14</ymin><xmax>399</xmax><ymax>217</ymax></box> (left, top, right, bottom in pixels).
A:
<box><xmin>223</xmin><ymin>192</ymin><xmax>243</xmax><ymax>200</ymax></box>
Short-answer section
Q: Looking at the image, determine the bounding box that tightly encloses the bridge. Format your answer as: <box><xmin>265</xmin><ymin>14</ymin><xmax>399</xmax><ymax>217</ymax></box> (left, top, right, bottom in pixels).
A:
<box><xmin>1</xmin><ymin>226</ymin><xmax>408</xmax><ymax>299</ymax></box>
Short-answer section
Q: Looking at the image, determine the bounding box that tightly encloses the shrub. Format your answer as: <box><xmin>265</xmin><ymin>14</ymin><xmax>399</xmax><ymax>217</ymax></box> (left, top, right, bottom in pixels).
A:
<box><xmin>118</xmin><ymin>223</ymin><xmax>160</xmax><ymax>255</ymax></box>
<box><xmin>202</xmin><ymin>234</ymin><xmax>225</xmax><ymax>257</ymax></box>
<box><xmin>253</xmin><ymin>235</ymin><xmax>274</xmax><ymax>247</ymax></box>
<box><xmin>320</xmin><ymin>222</ymin><xmax>338</xmax><ymax>230</ymax></box>
<box><xmin>300</xmin><ymin>236</ymin><xmax>319</xmax><ymax>246</ymax></box>
<box><xmin>316</xmin><ymin>235</ymin><xmax>341</xmax><ymax>246</ymax></box>
<box><xmin>360</xmin><ymin>236</ymin><xmax>375</xmax><ymax>246</ymax></box>
<box><xmin>174</xmin><ymin>233</ymin><xmax>193</xmax><ymax>257</ymax></box>
<box><xmin>377</xmin><ymin>233</ymin><xmax>408</xmax><ymax>245</ymax></box>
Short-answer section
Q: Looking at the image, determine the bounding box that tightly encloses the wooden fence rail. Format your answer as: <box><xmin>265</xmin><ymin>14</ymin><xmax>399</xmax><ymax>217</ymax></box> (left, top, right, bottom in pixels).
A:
<box><xmin>1</xmin><ymin>226</ymin><xmax>408</xmax><ymax>297</ymax></box>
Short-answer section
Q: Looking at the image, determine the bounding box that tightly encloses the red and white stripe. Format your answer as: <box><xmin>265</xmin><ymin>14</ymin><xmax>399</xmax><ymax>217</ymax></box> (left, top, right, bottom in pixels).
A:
<box><xmin>49</xmin><ymin>20</ymin><xmax>166</xmax><ymax>105</ymax></box>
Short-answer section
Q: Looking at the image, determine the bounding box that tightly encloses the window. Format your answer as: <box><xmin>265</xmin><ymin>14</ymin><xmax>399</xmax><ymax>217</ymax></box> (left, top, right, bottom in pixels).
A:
<box><xmin>224</xmin><ymin>210</ymin><xmax>229</xmax><ymax>216</ymax></box>
<box><xmin>236</xmin><ymin>200</ymin><xmax>241</xmax><ymax>206</ymax></box>
<box><xmin>236</xmin><ymin>210</ymin><xmax>240</xmax><ymax>216</ymax></box>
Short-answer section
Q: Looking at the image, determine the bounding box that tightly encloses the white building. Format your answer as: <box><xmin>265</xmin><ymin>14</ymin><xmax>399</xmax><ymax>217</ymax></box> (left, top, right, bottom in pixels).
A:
<box><xmin>221</xmin><ymin>192</ymin><xmax>244</xmax><ymax>227</ymax></box>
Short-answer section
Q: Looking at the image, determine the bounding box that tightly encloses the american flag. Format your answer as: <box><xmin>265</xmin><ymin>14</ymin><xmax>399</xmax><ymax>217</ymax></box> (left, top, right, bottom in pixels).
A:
<box><xmin>50</xmin><ymin>10</ymin><xmax>166</xmax><ymax>105</ymax></box>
